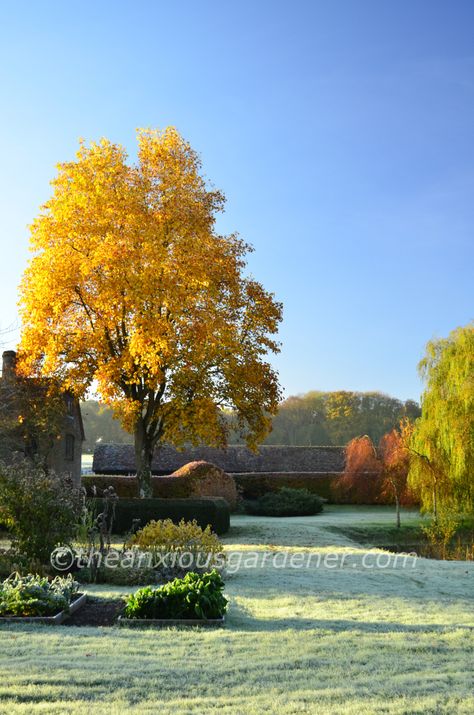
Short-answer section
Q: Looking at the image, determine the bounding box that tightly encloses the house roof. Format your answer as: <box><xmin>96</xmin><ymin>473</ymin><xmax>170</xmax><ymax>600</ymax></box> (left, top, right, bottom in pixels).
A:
<box><xmin>92</xmin><ymin>443</ymin><xmax>346</xmax><ymax>475</ymax></box>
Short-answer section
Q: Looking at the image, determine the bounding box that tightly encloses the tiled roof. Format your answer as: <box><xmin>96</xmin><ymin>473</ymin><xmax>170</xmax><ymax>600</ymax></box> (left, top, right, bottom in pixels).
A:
<box><xmin>93</xmin><ymin>443</ymin><xmax>346</xmax><ymax>475</ymax></box>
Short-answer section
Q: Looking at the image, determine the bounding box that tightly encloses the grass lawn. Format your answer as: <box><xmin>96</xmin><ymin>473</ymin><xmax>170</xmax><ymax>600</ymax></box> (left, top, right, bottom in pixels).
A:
<box><xmin>325</xmin><ymin>507</ymin><xmax>474</xmax><ymax>558</ymax></box>
<box><xmin>0</xmin><ymin>506</ymin><xmax>473</xmax><ymax>714</ymax></box>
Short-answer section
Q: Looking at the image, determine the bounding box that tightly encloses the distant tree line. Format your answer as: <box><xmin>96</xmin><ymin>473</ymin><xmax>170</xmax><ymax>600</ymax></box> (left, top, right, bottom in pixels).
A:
<box><xmin>255</xmin><ymin>390</ymin><xmax>419</xmax><ymax>446</ymax></box>
<box><xmin>81</xmin><ymin>400</ymin><xmax>133</xmax><ymax>453</ymax></box>
<box><xmin>82</xmin><ymin>390</ymin><xmax>420</xmax><ymax>453</ymax></box>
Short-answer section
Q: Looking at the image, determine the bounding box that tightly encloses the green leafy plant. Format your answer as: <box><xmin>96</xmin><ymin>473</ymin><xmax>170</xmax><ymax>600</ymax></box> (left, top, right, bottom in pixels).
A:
<box><xmin>0</xmin><ymin>573</ymin><xmax>79</xmax><ymax>617</ymax></box>
<box><xmin>245</xmin><ymin>487</ymin><xmax>325</xmax><ymax>517</ymax></box>
<box><xmin>124</xmin><ymin>570</ymin><xmax>228</xmax><ymax>620</ymax></box>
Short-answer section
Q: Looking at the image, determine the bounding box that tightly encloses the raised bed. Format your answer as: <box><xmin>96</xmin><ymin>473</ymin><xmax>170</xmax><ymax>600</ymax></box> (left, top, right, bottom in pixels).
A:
<box><xmin>0</xmin><ymin>593</ymin><xmax>87</xmax><ymax>625</ymax></box>
<box><xmin>117</xmin><ymin>615</ymin><xmax>225</xmax><ymax>628</ymax></box>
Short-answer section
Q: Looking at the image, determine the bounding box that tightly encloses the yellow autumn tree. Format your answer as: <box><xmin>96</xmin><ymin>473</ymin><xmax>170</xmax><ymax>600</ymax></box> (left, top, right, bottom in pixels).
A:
<box><xmin>18</xmin><ymin>128</ymin><xmax>282</xmax><ymax>496</ymax></box>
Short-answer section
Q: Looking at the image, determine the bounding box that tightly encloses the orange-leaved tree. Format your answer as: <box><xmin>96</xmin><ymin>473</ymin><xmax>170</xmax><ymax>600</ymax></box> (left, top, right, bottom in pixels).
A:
<box><xmin>378</xmin><ymin>421</ymin><xmax>414</xmax><ymax>528</ymax></box>
<box><xmin>18</xmin><ymin>128</ymin><xmax>282</xmax><ymax>496</ymax></box>
<box><xmin>334</xmin><ymin>424</ymin><xmax>414</xmax><ymax>526</ymax></box>
<box><xmin>333</xmin><ymin>435</ymin><xmax>382</xmax><ymax>505</ymax></box>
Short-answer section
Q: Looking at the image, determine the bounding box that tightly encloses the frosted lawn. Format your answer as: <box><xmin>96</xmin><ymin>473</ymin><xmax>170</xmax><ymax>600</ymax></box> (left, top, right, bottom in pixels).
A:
<box><xmin>0</xmin><ymin>507</ymin><xmax>473</xmax><ymax>714</ymax></box>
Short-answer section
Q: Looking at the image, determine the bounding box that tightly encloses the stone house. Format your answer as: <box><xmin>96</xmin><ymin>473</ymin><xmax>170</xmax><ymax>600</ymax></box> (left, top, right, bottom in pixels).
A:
<box><xmin>0</xmin><ymin>351</ymin><xmax>84</xmax><ymax>486</ymax></box>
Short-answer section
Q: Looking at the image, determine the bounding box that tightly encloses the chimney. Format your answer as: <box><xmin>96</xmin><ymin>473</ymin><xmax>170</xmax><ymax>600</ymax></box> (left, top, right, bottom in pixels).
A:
<box><xmin>2</xmin><ymin>350</ymin><xmax>17</xmax><ymax>380</ymax></box>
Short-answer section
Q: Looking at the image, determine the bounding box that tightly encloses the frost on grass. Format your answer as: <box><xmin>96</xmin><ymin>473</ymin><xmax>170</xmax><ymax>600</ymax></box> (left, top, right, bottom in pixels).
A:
<box><xmin>0</xmin><ymin>508</ymin><xmax>473</xmax><ymax>714</ymax></box>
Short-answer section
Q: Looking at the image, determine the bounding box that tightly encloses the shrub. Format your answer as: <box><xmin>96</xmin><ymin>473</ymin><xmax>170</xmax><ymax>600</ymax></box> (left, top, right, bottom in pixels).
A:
<box><xmin>0</xmin><ymin>460</ymin><xmax>83</xmax><ymax>563</ymax></box>
<box><xmin>0</xmin><ymin>573</ymin><xmax>78</xmax><ymax>617</ymax></box>
<box><xmin>127</xmin><ymin>518</ymin><xmax>224</xmax><ymax>574</ymax></box>
<box><xmin>76</xmin><ymin>517</ymin><xmax>225</xmax><ymax>586</ymax></box>
<box><xmin>421</xmin><ymin>511</ymin><xmax>460</xmax><ymax>558</ymax></box>
<box><xmin>90</xmin><ymin>497</ymin><xmax>230</xmax><ymax>535</ymax></box>
<box><xmin>245</xmin><ymin>487</ymin><xmax>325</xmax><ymax>517</ymax></box>
<box><xmin>233</xmin><ymin>472</ymin><xmax>337</xmax><ymax>501</ymax></box>
<box><xmin>0</xmin><ymin>549</ymin><xmax>46</xmax><ymax>579</ymax></box>
<box><xmin>124</xmin><ymin>570</ymin><xmax>228</xmax><ymax>620</ymax></box>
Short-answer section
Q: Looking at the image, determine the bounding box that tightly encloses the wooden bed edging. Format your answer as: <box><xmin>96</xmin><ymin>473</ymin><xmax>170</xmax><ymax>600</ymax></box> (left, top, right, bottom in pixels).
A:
<box><xmin>0</xmin><ymin>593</ymin><xmax>87</xmax><ymax>625</ymax></box>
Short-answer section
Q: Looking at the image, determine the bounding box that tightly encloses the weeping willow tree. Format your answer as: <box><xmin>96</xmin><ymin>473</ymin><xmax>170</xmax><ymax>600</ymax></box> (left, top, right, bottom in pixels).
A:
<box><xmin>408</xmin><ymin>322</ymin><xmax>474</xmax><ymax>517</ymax></box>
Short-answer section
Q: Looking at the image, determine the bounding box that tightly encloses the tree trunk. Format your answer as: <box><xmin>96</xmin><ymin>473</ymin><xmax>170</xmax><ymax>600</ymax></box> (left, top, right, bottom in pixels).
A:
<box><xmin>134</xmin><ymin>418</ymin><xmax>154</xmax><ymax>498</ymax></box>
<box><xmin>395</xmin><ymin>495</ymin><xmax>401</xmax><ymax>529</ymax></box>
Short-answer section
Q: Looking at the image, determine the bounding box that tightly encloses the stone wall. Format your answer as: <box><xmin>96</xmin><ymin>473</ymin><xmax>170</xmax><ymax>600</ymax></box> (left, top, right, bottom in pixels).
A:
<box><xmin>48</xmin><ymin>396</ymin><xmax>84</xmax><ymax>486</ymax></box>
<box><xmin>0</xmin><ymin>351</ymin><xmax>84</xmax><ymax>486</ymax></box>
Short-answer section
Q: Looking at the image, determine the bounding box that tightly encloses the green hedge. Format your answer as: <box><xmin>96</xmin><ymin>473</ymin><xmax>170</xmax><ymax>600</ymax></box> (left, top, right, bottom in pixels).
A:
<box><xmin>233</xmin><ymin>472</ymin><xmax>338</xmax><ymax>501</ymax></box>
<box><xmin>88</xmin><ymin>497</ymin><xmax>230</xmax><ymax>535</ymax></box>
<box><xmin>245</xmin><ymin>488</ymin><xmax>325</xmax><ymax>517</ymax></box>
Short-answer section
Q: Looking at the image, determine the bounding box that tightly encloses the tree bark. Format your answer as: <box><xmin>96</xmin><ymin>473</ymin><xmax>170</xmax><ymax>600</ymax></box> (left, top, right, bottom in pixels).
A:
<box><xmin>395</xmin><ymin>494</ymin><xmax>401</xmax><ymax>529</ymax></box>
<box><xmin>134</xmin><ymin>417</ymin><xmax>154</xmax><ymax>498</ymax></box>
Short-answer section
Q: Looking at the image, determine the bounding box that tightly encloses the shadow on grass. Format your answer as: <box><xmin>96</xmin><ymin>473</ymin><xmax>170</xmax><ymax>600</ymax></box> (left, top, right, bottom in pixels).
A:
<box><xmin>226</xmin><ymin>607</ymin><xmax>474</xmax><ymax>634</ymax></box>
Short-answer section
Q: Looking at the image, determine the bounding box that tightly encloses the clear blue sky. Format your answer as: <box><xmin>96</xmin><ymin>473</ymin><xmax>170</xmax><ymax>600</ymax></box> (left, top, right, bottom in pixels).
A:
<box><xmin>0</xmin><ymin>0</ymin><xmax>472</xmax><ymax>402</ymax></box>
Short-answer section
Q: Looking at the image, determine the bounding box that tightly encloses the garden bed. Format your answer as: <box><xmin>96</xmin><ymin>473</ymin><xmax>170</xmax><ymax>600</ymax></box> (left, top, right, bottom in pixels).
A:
<box><xmin>63</xmin><ymin>597</ymin><xmax>124</xmax><ymax>627</ymax></box>
<box><xmin>0</xmin><ymin>592</ymin><xmax>87</xmax><ymax>625</ymax></box>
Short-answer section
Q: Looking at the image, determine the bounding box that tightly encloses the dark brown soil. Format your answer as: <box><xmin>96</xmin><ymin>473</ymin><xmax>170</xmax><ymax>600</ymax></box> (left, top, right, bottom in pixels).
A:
<box><xmin>63</xmin><ymin>597</ymin><xmax>124</xmax><ymax>627</ymax></box>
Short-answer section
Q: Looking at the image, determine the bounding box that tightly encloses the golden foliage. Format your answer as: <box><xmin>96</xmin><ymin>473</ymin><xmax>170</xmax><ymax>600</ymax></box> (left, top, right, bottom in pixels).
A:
<box><xmin>127</xmin><ymin>518</ymin><xmax>223</xmax><ymax>560</ymax></box>
<box><xmin>18</xmin><ymin>128</ymin><xmax>282</xmax><ymax>487</ymax></box>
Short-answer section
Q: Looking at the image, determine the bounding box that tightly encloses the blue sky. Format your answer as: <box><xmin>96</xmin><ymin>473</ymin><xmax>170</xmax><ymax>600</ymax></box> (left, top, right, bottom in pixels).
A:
<box><xmin>0</xmin><ymin>0</ymin><xmax>472</xmax><ymax>401</ymax></box>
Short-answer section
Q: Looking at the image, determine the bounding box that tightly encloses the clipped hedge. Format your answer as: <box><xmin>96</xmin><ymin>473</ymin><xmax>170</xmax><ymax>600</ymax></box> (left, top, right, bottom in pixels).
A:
<box><xmin>84</xmin><ymin>475</ymin><xmax>196</xmax><ymax>499</ymax></box>
<box><xmin>84</xmin><ymin>470</ymin><xmax>395</xmax><ymax>506</ymax></box>
<box><xmin>233</xmin><ymin>472</ymin><xmax>338</xmax><ymax>501</ymax></box>
<box><xmin>82</xmin><ymin>462</ymin><xmax>238</xmax><ymax>510</ymax></box>
<box><xmin>170</xmin><ymin>461</ymin><xmax>238</xmax><ymax>510</ymax></box>
<box><xmin>88</xmin><ymin>497</ymin><xmax>230</xmax><ymax>535</ymax></box>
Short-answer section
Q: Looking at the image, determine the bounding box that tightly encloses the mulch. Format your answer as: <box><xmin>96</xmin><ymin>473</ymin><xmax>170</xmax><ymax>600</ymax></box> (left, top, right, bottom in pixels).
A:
<box><xmin>63</xmin><ymin>597</ymin><xmax>124</xmax><ymax>627</ymax></box>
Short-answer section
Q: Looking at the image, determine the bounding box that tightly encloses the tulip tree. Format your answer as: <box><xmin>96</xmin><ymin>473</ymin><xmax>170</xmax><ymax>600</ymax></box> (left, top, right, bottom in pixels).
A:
<box><xmin>18</xmin><ymin>128</ymin><xmax>282</xmax><ymax>496</ymax></box>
